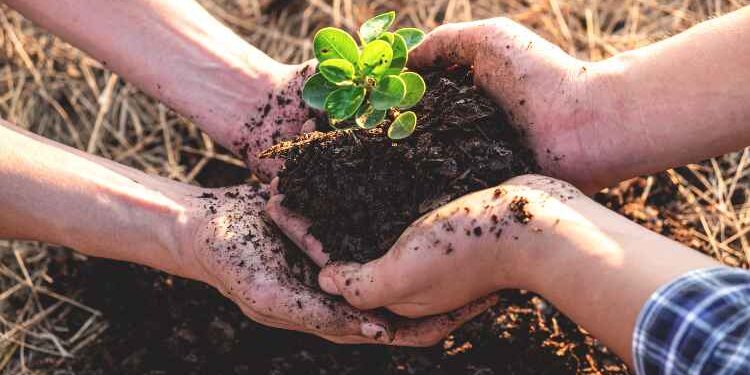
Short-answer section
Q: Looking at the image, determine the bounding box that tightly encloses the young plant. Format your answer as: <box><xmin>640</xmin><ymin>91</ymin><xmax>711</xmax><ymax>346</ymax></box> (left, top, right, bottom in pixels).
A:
<box><xmin>301</xmin><ymin>11</ymin><xmax>426</xmax><ymax>140</ymax></box>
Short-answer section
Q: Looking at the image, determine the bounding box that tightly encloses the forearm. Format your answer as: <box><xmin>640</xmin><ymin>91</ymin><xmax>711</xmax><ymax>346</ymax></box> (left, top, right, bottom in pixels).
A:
<box><xmin>518</xmin><ymin>194</ymin><xmax>719</xmax><ymax>366</ymax></box>
<box><xmin>3</xmin><ymin>0</ymin><xmax>286</xmax><ymax>150</ymax></box>
<box><xmin>0</xmin><ymin>120</ymin><xmax>198</xmax><ymax>278</ymax></box>
<box><xmin>585</xmin><ymin>6</ymin><xmax>750</xmax><ymax>189</ymax></box>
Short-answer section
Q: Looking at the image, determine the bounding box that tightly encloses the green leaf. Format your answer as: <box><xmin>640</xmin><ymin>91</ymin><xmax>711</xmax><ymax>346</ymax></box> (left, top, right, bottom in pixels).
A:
<box><xmin>359</xmin><ymin>40</ymin><xmax>393</xmax><ymax>77</ymax></box>
<box><xmin>314</xmin><ymin>27</ymin><xmax>359</xmax><ymax>64</ymax></box>
<box><xmin>395</xmin><ymin>28</ymin><xmax>425</xmax><ymax>50</ymax></box>
<box><xmin>318</xmin><ymin>59</ymin><xmax>355</xmax><ymax>84</ymax></box>
<box><xmin>302</xmin><ymin>73</ymin><xmax>337</xmax><ymax>110</ymax></box>
<box><xmin>384</xmin><ymin>33</ymin><xmax>408</xmax><ymax>75</ymax></box>
<box><xmin>355</xmin><ymin>103</ymin><xmax>387</xmax><ymax>129</ymax></box>
<box><xmin>398</xmin><ymin>72</ymin><xmax>426</xmax><ymax>109</ymax></box>
<box><xmin>324</xmin><ymin>86</ymin><xmax>365</xmax><ymax>123</ymax></box>
<box><xmin>371</xmin><ymin>75</ymin><xmax>405</xmax><ymax>110</ymax></box>
<box><xmin>378</xmin><ymin>31</ymin><xmax>395</xmax><ymax>44</ymax></box>
<box><xmin>359</xmin><ymin>11</ymin><xmax>395</xmax><ymax>44</ymax></box>
<box><xmin>388</xmin><ymin>111</ymin><xmax>417</xmax><ymax>140</ymax></box>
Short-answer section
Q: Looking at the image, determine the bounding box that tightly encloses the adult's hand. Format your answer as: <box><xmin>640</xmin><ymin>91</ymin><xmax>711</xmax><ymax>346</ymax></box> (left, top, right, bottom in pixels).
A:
<box><xmin>3</xmin><ymin>0</ymin><xmax>320</xmax><ymax>182</ymax></box>
<box><xmin>177</xmin><ymin>183</ymin><xmax>401</xmax><ymax>344</ymax></box>
<box><xmin>410</xmin><ymin>9</ymin><xmax>750</xmax><ymax>193</ymax></box>
<box><xmin>409</xmin><ymin>18</ymin><xmax>611</xmax><ymax>193</ymax></box>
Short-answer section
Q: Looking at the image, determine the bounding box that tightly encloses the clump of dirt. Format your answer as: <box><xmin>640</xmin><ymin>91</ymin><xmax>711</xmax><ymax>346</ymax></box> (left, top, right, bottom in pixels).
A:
<box><xmin>509</xmin><ymin>196</ymin><xmax>533</xmax><ymax>224</ymax></box>
<box><xmin>263</xmin><ymin>66</ymin><xmax>538</xmax><ymax>263</ymax></box>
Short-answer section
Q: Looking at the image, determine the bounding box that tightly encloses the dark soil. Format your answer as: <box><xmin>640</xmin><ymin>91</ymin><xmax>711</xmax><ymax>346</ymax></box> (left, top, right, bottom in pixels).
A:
<box><xmin>44</xmin><ymin>252</ymin><xmax>628</xmax><ymax>375</ymax></box>
<box><xmin>264</xmin><ymin>66</ymin><xmax>538</xmax><ymax>262</ymax></box>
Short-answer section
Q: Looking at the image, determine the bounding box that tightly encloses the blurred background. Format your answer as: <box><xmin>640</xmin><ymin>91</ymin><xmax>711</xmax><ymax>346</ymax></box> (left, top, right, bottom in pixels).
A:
<box><xmin>1</xmin><ymin>0</ymin><xmax>748</xmax><ymax>374</ymax></box>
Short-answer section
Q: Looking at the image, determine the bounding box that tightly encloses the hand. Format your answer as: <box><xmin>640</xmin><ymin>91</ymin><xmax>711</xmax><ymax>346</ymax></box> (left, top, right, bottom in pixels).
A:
<box><xmin>410</xmin><ymin>18</ymin><xmax>616</xmax><ymax>193</ymax></box>
<box><xmin>174</xmin><ymin>183</ymin><xmax>397</xmax><ymax>344</ymax></box>
<box><xmin>179</xmin><ymin>183</ymin><xmax>496</xmax><ymax>346</ymax></box>
<box><xmin>269</xmin><ymin>175</ymin><xmax>583</xmax><ymax>318</ymax></box>
<box><xmin>229</xmin><ymin>61</ymin><xmax>319</xmax><ymax>182</ymax></box>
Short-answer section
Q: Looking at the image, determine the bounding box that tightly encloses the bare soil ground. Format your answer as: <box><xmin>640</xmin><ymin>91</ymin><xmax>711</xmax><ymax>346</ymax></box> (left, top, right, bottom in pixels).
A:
<box><xmin>1</xmin><ymin>1</ymin><xmax>749</xmax><ymax>374</ymax></box>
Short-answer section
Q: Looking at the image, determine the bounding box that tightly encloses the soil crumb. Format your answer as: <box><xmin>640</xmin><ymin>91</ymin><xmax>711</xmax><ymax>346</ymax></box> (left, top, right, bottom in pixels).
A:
<box><xmin>509</xmin><ymin>196</ymin><xmax>533</xmax><ymax>224</ymax></box>
<box><xmin>265</xmin><ymin>66</ymin><xmax>538</xmax><ymax>263</ymax></box>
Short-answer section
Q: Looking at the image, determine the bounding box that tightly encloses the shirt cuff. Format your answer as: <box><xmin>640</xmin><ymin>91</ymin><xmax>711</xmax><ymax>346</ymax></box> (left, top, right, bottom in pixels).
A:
<box><xmin>633</xmin><ymin>266</ymin><xmax>750</xmax><ymax>375</ymax></box>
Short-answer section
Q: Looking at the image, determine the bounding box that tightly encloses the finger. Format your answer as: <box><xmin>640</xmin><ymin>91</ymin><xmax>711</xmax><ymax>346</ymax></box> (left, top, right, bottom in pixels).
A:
<box><xmin>410</xmin><ymin>20</ymin><xmax>493</xmax><ymax>68</ymax></box>
<box><xmin>240</xmin><ymin>303</ymin><xmax>384</xmax><ymax>344</ymax></box>
<box><xmin>237</xmin><ymin>289</ymin><xmax>395</xmax><ymax>345</ymax></box>
<box><xmin>263</xmin><ymin>279</ymin><xmax>394</xmax><ymax>343</ymax></box>
<box><xmin>390</xmin><ymin>294</ymin><xmax>499</xmax><ymax>347</ymax></box>
<box><xmin>319</xmin><ymin>260</ymin><xmax>404</xmax><ymax>310</ymax></box>
<box><xmin>265</xmin><ymin>194</ymin><xmax>329</xmax><ymax>266</ymax></box>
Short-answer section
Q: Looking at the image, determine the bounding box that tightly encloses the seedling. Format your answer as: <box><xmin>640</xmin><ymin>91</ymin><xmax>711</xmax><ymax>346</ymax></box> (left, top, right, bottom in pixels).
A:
<box><xmin>301</xmin><ymin>11</ymin><xmax>426</xmax><ymax>140</ymax></box>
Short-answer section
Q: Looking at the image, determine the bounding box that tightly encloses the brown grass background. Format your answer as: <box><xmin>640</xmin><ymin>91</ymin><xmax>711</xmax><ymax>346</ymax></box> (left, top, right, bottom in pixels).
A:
<box><xmin>1</xmin><ymin>0</ymin><xmax>749</xmax><ymax>373</ymax></box>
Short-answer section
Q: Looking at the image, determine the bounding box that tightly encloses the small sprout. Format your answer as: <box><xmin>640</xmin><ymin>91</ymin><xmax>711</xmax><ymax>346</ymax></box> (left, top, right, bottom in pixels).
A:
<box><xmin>302</xmin><ymin>11</ymin><xmax>426</xmax><ymax>140</ymax></box>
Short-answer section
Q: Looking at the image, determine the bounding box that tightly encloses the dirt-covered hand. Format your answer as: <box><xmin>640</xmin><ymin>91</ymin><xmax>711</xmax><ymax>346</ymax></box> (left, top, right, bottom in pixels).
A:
<box><xmin>180</xmin><ymin>183</ymin><xmax>397</xmax><ymax>344</ymax></box>
<box><xmin>269</xmin><ymin>175</ymin><xmax>584</xmax><ymax>318</ymax></box>
<box><xmin>230</xmin><ymin>61</ymin><xmax>318</xmax><ymax>182</ymax></box>
<box><xmin>410</xmin><ymin>19</ymin><xmax>613</xmax><ymax>193</ymax></box>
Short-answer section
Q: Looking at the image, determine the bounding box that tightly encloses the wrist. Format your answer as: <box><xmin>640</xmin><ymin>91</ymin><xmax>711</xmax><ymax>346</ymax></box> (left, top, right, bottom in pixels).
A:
<box><xmin>570</xmin><ymin>54</ymin><xmax>639</xmax><ymax>191</ymax></box>
<box><xmin>162</xmin><ymin>190</ymin><xmax>219</xmax><ymax>284</ymax></box>
<box><xmin>481</xmin><ymin>176</ymin><xmax>596</xmax><ymax>292</ymax></box>
<box><xmin>508</xmin><ymin>188</ymin><xmax>624</xmax><ymax>296</ymax></box>
<box><xmin>179</xmin><ymin>49</ymin><xmax>289</xmax><ymax>147</ymax></box>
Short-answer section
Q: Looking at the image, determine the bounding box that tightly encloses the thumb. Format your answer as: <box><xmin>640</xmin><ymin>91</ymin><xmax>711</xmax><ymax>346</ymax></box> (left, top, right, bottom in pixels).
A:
<box><xmin>319</xmin><ymin>260</ymin><xmax>402</xmax><ymax>310</ymax></box>
<box><xmin>409</xmin><ymin>20</ymin><xmax>492</xmax><ymax>68</ymax></box>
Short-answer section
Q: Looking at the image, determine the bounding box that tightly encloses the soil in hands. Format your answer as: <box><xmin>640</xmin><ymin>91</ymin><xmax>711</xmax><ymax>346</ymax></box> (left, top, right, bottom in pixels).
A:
<box><xmin>264</xmin><ymin>66</ymin><xmax>538</xmax><ymax>263</ymax></box>
<box><xmin>38</xmin><ymin>66</ymin><xmax>644</xmax><ymax>375</ymax></box>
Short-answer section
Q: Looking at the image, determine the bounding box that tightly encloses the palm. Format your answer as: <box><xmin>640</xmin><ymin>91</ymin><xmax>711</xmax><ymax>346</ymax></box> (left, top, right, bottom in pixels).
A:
<box><xmin>188</xmin><ymin>184</ymin><xmax>385</xmax><ymax>343</ymax></box>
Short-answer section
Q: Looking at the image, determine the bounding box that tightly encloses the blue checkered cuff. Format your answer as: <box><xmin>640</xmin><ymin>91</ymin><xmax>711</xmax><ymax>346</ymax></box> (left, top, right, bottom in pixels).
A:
<box><xmin>633</xmin><ymin>267</ymin><xmax>750</xmax><ymax>375</ymax></box>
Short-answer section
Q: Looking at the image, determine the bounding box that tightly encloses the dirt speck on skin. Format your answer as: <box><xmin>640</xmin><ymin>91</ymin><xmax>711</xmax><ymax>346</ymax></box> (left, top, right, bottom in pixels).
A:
<box><xmin>264</xmin><ymin>66</ymin><xmax>538</xmax><ymax>263</ymax></box>
<box><xmin>509</xmin><ymin>196</ymin><xmax>533</xmax><ymax>224</ymax></box>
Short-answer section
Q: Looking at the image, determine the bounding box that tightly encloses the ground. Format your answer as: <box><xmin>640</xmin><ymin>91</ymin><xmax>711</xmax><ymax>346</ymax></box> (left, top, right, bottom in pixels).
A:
<box><xmin>1</xmin><ymin>1</ymin><xmax>749</xmax><ymax>374</ymax></box>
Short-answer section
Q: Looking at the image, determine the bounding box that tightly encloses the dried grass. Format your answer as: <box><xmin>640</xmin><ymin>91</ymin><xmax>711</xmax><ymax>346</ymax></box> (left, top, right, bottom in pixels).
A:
<box><xmin>0</xmin><ymin>0</ymin><xmax>748</xmax><ymax>372</ymax></box>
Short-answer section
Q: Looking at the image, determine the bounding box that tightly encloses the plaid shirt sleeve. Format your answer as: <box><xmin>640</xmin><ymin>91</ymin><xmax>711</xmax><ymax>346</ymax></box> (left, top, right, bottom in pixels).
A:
<box><xmin>633</xmin><ymin>267</ymin><xmax>750</xmax><ymax>375</ymax></box>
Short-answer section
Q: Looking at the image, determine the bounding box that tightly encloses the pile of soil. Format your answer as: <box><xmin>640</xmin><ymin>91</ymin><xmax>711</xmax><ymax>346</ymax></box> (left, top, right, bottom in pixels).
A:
<box><xmin>264</xmin><ymin>66</ymin><xmax>537</xmax><ymax>262</ymax></box>
<box><xmin>44</xmin><ymin>252</ymin><xmax>628</xmax><ymax>375</ymax></box>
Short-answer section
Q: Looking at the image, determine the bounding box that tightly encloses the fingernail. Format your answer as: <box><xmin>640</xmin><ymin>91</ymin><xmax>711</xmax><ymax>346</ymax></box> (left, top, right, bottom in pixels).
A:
<box><xmin>319</xmin><ymin>276</ymin><xmax>340</xmax><ymax>295</ymax></box>
<box><xmin>361</xmin><ymin>323</ymin><xmax>391</xmax><ymax>343</ymax></box>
